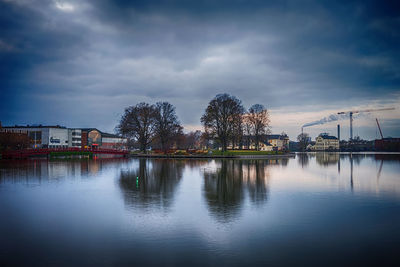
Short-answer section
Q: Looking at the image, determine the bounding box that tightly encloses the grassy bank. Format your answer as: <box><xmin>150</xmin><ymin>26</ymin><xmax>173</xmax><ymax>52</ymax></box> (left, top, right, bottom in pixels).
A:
<box><xmin>49</xmin><ymin>151</ymin><xmax>93</xmax><ymax>158</ymax></box>
<box><xmin>130</xmin><ymin>149</ymin><xmax>288</xmax><ymax>158</ymax></box>
<box><xmin>211</xmin><ymin>150</ymin><xmax>284</xmax><ymax>156</ymax></box>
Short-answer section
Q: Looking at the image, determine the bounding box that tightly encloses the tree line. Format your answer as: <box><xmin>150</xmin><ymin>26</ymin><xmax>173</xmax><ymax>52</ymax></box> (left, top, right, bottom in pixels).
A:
<box><xmin>117</xmin><ymin>94</ymin><xmax>271</xmax><ymax>152</ymax></box>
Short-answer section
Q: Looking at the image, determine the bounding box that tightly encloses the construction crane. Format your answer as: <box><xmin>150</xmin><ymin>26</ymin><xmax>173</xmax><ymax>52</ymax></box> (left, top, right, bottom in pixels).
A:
<box><xmin>337</xmin><ymin>108</ymin><xmax>395</xmax><ymax>140</ymax></box>
<box><xmin>376</xmin><ymin>118</ymin><xmax>384</xmax><ymax>139</ymax></box>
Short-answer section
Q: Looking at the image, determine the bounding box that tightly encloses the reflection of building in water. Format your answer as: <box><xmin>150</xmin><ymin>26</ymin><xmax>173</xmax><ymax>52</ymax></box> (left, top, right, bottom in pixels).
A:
<box><xmin>119</xmin><ymin>159</ymin><xmax>184</xmax><ymax>210</ymax></box>
<box><xmin>0</xmin><ymin>160</ymin><xmax>49</xmax><ymax>183</ymax></box>
<box><xmin>316</xmin><ymin>153</ymin><xmax>340</xmax><ymax>166</ymax></box>
<box><xmin>79</xmin><ymin>160</ymin><xmax>101</xmax><ymax>175</ymax></box>
<box><xmin>203</xmin><ymin>159</ymin><xmax>274</xmax><ymax>223</ymax></box>
<box><xmin>0</xmin><ymin>158</ymin><xmax>128</xmax><ymax>184</ymax></box>
<box><xmin>312</xmin><ymin>153</ymin><xmax>400</xmax><ymax>195</ymax></box>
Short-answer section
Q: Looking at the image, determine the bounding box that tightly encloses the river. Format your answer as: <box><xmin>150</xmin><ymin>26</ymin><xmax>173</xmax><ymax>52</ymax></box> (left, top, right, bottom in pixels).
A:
<box><xmin>1</xmin><ymin>153</ymin><xmax>399</xmax><ymax>266</ymax></box>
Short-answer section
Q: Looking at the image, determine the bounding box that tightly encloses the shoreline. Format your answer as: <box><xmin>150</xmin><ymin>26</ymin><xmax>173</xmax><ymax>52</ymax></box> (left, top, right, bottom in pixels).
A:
<box><xmin>129</xmin><ymin>153</ymin><xmax>296</xmax><ymax>159</ymax></box>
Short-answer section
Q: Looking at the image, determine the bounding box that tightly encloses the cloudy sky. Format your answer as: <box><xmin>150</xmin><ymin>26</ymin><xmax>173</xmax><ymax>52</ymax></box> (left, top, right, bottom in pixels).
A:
<box><xmin>1</xmin><ymin>0</ymin><xmax>399</xmax><ymax>140</ymax></box>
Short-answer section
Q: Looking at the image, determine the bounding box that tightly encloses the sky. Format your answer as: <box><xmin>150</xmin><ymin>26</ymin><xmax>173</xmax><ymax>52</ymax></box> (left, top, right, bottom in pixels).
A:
<box><xmin>1</xmin><ymin>0</ymin><xmax>399</xmax><ymax>140</ymax></box>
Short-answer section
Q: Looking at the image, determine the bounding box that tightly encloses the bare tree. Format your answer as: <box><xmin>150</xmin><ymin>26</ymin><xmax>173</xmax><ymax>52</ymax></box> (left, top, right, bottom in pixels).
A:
<box><xmin>117</xmin><ymin>103</ymin><xmax>157</xmax><ymax>153</ymax></box>
<box><xmin>200</xmin><ymin>131</ymin><xmax>212</xmax><ymax>149</ymax></box>
<box><xmin>154</xmin><ymin>102</ymin><xmax>182</xmax><ymax>153</ymax></box>
<box><xmin>247</xmin><ymin>104</ymin><xmax>270</xmax><ymax>150</ymax></box>
<box><xmin>201</xmin><ymin>94</ymin><xmax>244</xmax><ymax>152</ymax></box>
<box><xmin>297</xmin><ymin>132</ymin><xmax>310</xmax><ymax>151</ymax></box>
<box><xmin>231</xmin><ymin>115</ymin><xmax>243</xmax><ymax>149</ymax></box>
<box><xmin>243</xmin><ymin>114</ymin><xmax>252</xmax><ymax>149</ymax></box>
<box><xmin>184</xmin><ymin>130</ymin><xmax>202</xmax><ymax>149</ymax></box>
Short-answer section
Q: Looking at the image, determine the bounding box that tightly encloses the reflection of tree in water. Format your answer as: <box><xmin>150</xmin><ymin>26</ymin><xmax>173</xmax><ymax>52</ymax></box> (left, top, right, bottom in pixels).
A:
<box><xmin>350</xmin><ymin>153</ymin><xmax>364</xmax><ymax>165</ymax></box>
<box><xmin>204</xmin><ymin>160</ymin><xmax>243</xmax><ymax>223</ymax></box>
<box><xmin>180</xmin><ymin>159</ymin><xmax>210</xmax><ymax>169</ymax></box>
<box><xmin>119</xmin><ymin>159</ymin><xmax>184</xmax><ymax>210</ymax></box>
<box><xmin>203</xmin><ymin>159</ymin><xmax>272</xmax><ymax>223</ymax></box>
<box><xmin>297</xmin><ymin>153</ymin><xmax>310</xmax><ymax>168</ymax></box>
<box><xmin>243</xmin><ymin>160</ymin><xmax>270</xmax><ymax>204</ymax></box>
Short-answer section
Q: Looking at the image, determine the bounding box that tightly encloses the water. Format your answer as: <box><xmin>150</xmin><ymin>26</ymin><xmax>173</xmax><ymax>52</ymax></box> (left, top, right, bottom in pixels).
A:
<box><xmin>1</xmin><ymin>153</ymin><xmax>399</xmax><ymax>266</ymax></box>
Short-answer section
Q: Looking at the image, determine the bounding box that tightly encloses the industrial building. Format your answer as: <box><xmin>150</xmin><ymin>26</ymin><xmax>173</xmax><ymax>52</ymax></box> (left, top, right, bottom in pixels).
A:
<box><xmin>0</xmin><ymin>125</ymin><xmax>127</xmax><ymax>149</ymax></box>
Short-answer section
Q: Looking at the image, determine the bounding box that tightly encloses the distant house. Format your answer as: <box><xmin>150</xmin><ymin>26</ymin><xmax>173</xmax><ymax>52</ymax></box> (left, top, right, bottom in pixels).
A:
<box><xmin>312</xmin><ymin>133</ymin><xmax>339</xmax><ymax>151</ymax></box>
<box><xmin>265</xmin><ymin>134</ymin><xmax>289</xmax><ymax>151</ymax></box>
<box><xmin>237</xmin><ymin>133</ymin><xmax>289</xmax><ymax>151</ymax></box>
<box><xmin>247</xmin><ymin>141</ymin><xmax>273</xmax><ymax>151</ymax></box>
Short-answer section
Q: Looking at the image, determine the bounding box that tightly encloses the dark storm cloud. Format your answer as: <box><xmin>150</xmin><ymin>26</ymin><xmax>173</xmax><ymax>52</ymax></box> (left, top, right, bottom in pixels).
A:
<box><xmin>0</xmin><ymin>0</ymin><xmax>399</xmax><ymax>137</ymax></box>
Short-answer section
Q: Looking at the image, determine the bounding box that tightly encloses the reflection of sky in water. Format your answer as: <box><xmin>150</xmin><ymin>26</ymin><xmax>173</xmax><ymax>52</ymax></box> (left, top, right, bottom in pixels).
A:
<box><xmin>0</xmin><ymin>154</ymin><xmax>399</xmax><ymax>265</ymax></box>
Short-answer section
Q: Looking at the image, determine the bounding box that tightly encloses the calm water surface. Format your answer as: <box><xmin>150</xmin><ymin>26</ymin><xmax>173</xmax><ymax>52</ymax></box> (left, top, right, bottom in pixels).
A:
<box><xmin>1</xmin><ymin>153</ymin><xmax>400</xmax><ymax>266</ymax></box>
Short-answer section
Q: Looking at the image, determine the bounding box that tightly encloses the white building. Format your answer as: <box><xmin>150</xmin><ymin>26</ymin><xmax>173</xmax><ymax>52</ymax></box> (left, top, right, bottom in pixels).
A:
<box><xmin>266</xmin><ymin>134</ymin><xmax>289</xmax><ymax>151</ymax></box>
<box><xmin>247</xmin><ymin>141</ymin><xmax>273</xmax><ymax>151</ymax></box>
<box><xmin>231</xmin><ymin>133</ymin><xmax>289</xmax><ymax>151</ymax></box>
<box><xmin>101</xmin><ymin>132</ymin><xmax>127</xmax><ymax>149</ymax></box>
<box><xmin>2</xmin><ymin>125</ymin><xmax>69</xmax><ymax>148</ymax></box>
<box><xmin>312</xmin><ymin>133</ymin><xmax>339</xmax><ymax>151</ymax></box>
<box><xmin>68</xmin><ymin>129</ymin><xmax>82</xmax><ymax>148</ymax></box>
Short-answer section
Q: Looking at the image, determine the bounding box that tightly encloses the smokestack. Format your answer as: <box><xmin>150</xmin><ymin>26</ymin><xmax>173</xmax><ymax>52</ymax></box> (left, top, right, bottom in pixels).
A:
<box><xmin>337</xmin><ymin>124</ymin><xmax>340</xmax><ymax>141</ymax></box>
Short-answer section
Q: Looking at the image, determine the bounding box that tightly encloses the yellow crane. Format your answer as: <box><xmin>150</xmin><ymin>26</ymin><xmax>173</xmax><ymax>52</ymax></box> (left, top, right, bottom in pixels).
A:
<box><xmin>337</xmin><ymin>108</ymin><xmax>395</xmax><ymax>140</ymax></box>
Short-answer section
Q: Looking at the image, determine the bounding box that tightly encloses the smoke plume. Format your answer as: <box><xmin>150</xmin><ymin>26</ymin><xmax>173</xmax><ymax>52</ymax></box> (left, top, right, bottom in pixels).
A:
<box><xmin>302</xmin><ymin>113</ymin><xmax>357</xmax><ymax>128</ymax></box>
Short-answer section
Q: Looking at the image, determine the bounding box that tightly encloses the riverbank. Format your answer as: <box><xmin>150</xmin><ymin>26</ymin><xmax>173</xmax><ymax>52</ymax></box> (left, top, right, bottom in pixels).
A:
<box><xmin>130</xmin><ymin>152</ymin><xmax>295</xmax><ymax>159</ymax></box>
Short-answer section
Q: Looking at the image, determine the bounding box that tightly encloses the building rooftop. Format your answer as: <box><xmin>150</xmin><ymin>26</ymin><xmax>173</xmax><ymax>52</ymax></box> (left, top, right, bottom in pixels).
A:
<box><xmin>266</xmin><ymin>134</ymin><xmax>289</xmax><ymax>140</ymax></box>
<box><xmin>2</xmin><ymin>124</ymin><xmax>66</xmax><ymax>129</ymax></box>
<box><xmin>262</xmin><ymin>141</ymin><xmax>273</xmax><ymax>146</ymax></box>
<box><xmin>102</xmin><ymin>132</ymin><xmax>122</xmax><ymax>138</ymax></box>
<box><xmin>319</xmin><ymin>135</ymin><xmax>338</xmax><ymax>140</ymax></box>
<box><xmin>80</xmin><ymin>128</ymin><xmax>123</xmax><ymax>138</ymax></box>
<box><xmin>2</xmin><ymin>125</ymin><xmax>124</xmax><ymax>138</ymax></box>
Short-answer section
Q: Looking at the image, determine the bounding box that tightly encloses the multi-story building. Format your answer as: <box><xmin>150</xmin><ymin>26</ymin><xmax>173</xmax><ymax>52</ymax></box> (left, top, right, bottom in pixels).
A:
<box><xmin>265</xmin><ymin>134</ymin><xmax>289</xmax><ymax>151</ymax></box>
<box><xmin>80</xmin><ymin>128</ymin><xmax>127</xmax><ymax>149</ymax></box>
<box><xmin>68</xmin><ymin>129</ymin><xmax>82</xmax><ymax>148</ymax></box>
<box><xmin>1</xmin><ymin>125</ymin><xmax>69</xmax><ymax>148</ymax></box>
<box><xmin>312</xmin><ymin>133</ymin><xmax>339</xmax><ymax>151</ymax></box>
<box><xmin>1</xmin><ymin>125</ymin><xmax>127</xmax><ymax>149</ymax></box>
<box><xmin>0</xmin><ymin>127</ymin><xmax>30</xmax><ymax>150</ymax></box>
